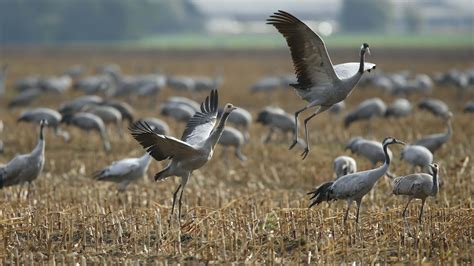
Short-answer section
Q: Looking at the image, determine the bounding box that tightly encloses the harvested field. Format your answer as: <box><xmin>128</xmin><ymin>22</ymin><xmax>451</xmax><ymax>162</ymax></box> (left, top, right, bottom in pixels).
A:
<box><xmin>0</xmin><ymin>48</ymin><xmax>473</xmax><ymax>264</ymax></box>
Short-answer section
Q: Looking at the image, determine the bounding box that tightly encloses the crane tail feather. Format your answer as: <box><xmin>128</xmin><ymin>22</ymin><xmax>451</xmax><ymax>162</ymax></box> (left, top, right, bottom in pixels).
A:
<box><xmin>308</xmin><ymin>181</ymin><xmax>334</xmax><ymax>208</ymax></box>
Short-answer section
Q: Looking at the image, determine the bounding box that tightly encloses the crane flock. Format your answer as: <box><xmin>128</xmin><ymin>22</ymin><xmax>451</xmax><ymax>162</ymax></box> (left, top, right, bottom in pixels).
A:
<box><xmin>1</xmin><ymin>10</ymin><xmax>470</xmax><ymax>230</ymax></box>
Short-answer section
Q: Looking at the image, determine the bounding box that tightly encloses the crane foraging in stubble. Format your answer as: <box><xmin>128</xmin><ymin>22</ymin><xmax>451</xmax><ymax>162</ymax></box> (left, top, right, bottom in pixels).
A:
<box><xmin>308</xmin><ymin>137</ymin><xmax>405</xmax><ymax>224</ymax></box>
<box><xmin>267</xmin><ymin>10</ymin><xmax>376</xmax><ymax>159</ymax></box>
<box><xmin>392</xmin><ymin>163</ymin><xmax>439</xmax><ymax>223</ymax></box>
<box><xmin>129</xmin><ymin>90</ymin><xmax>236</xmax><ymax>225</ymax></box>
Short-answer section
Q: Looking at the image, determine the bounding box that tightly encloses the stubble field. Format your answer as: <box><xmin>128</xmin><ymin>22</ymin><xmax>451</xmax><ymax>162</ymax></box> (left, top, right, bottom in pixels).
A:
<box><xmin>0</xmin><ymin>47</ymin><xmax>473</xmax><ymax>264</ymax></box>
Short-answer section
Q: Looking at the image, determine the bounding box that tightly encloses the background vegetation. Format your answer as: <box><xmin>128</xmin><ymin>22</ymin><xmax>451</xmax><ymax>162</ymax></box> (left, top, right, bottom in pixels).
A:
<box><xmin>0</xmin><ymin>0</ymin><xmax>203</xmax><ymax>44</ymax></box>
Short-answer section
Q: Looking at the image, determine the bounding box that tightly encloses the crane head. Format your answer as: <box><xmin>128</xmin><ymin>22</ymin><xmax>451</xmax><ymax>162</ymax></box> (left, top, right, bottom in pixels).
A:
<box><xmin>429</xmin><ymin>163</ymin><xmax>439</xmax><ymax>174</ymax></box>
<box><xmin>382</xmin><ymin>137</ymin><xmax>405</xmax><ymax>146</ymax></box>
<box><xmin>223</xmin><ymin>103</ymin><xmax>237</xmax><ymax>113</ymax></box>
<box><xmin>360</xmin><ymin>43</ymin><xmax>370</xmax><ymax>56</ymax></box>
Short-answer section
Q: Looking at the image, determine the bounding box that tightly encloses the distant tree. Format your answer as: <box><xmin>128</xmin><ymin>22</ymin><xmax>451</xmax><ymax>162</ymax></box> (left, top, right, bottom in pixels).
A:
<box><xmin>404</xmin><ymin>5</ymin><xmax>423</xmax><ymax>33</ymax></box>
<box><xmin>0</xmin><ymin>0</ymin><xmax>204</xmax><ymax>44</ymax></box>
<box><xmin>339</xmin><ymin>0</ymin><xmax>393</xmax><ymax>32</ymax></box>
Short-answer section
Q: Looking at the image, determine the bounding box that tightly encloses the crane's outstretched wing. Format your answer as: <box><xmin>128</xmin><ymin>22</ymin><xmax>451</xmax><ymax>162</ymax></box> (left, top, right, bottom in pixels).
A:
<box><xmin>130</xmin><ymin>121</ymin><xmax>199</xmax><ymax>161</ymax></box>
<box><xmin>267</xmin><ymin>10</ymin><xmax>339</xmax><ymax>88</ymax></box>
<box><xmin>181</xmin><ymin>89</ymin><xmax>219</xmax><ymax>145</ymax></box>
<box><xmin>333</xmin><ymin>62</ymin><xmax>376</xmax><ymax>80</ymax></box>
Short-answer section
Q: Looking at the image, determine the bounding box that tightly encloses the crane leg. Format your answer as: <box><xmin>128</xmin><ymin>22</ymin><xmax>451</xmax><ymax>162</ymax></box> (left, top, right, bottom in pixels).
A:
<box><xmin>263</xmin><ymin>128</ymin><xmax>274</xmax><ymax>144</ymax></box>
<box><xmin>343</xmin><ymin>200</ymin><xmax>353</xmax><ymax>224</ymax></box>
<box><xmin>168</xmin><ymin>184</ymin><xmax>182</xmax><ymax>228</ymax></box>
<box><xmin>402</xmin><ymin>198</ymin><xmax>412</xmax><ymax>219</ymax></box>
<box><xmin>418</xmin><ymin>198</ymin><xmax>426</xmax><ymax>224</ymax></box>
<box><xmin>300</xmin><ymin>106</ymin><xmax>329</xmax><ymax>159</ymax></box>
<box><xmin>177</xmin><ymin>174</ymin><xmax>189</xmax><ymax>226</ymax></box>
<box><xmin>289</xmin><ymin>106</ymin><xmax>309</xmax><ymax>150</ymax></box>
<box><xmin>235</xmin><ymin>146</ymin><xmax>247</xmax><ymax>161</ymax></box>
<box><xmin>355</xmin><ymin>199</ymin><xmax>362</xmax><ymax>223</ymax></box>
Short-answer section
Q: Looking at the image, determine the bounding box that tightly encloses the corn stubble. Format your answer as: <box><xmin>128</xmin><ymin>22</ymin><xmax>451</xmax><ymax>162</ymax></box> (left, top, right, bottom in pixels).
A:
<box><xmin>0</xmin><ymin>48</ymin><xmax>472</xmax><ymax>264</ymax></box>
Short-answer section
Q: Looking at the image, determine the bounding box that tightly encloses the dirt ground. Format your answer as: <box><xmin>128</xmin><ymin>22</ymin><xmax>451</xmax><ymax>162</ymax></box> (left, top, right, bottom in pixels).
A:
<box><xmin>0</xmin><ymin>47</ymin><xmax>473</xmax><ymax>264</ymax></box>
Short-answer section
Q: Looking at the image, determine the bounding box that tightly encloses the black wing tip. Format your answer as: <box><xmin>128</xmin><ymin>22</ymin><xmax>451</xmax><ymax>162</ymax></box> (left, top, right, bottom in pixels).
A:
<box><xmin>201</xmin><ymin>89</ymin><xmax>218</xmax><ymax>114</ymax></box>
<box><xmin>129</xmin><ymin>120</ymin><xmax>156</xmax><ymax>137</ymax></box>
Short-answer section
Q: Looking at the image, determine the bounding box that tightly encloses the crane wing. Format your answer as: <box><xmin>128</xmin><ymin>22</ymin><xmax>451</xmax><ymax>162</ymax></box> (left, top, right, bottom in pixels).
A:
<box><xmin>267</xmin><ymin>10</ymin><xmax>339</xmax><ymax>88</ymax></box>
<box><xmin>181</xmin><ymin>89</ymin><xmax>219</xmax><ymax>145</ymax></box>
<box><xmin>130</xmin><ymin>121</ymin><xmax>199</xmax><ymax>161</ymax></box>
<box><xmin>333</xmin><ymin>62</ymin><xmax>376</xmax><ymax>80</ymax></box>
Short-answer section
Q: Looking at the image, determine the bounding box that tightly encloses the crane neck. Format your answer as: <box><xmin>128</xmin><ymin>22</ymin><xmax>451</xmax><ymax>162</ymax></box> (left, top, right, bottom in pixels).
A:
<box><xmin>207</xmin><ymin>111</ymin><xmax>232</xmax><ymax>148</ymax></box>
<box><xmin>358</xmin><ymin>49</ymin><xmax>366</xmax><ymax>74</ymax></box>
<box><xmin>32</xmin><ymin>124</ymin><xmax>46</xmax><ymax>157</ymax></box>
<box><xmin>431</xmin><ymin>168</ymin><xmax>439</xmax><ymax>196</ymax></box>
<box><xmin>139</xmin><ymin>153</ymin><xmax>152</xmax><ymax>166</ymax></box>
<box><xmin>366</xmin><ymin>142</ymin><xmax>391</xmax><ymax>185</ymax></box>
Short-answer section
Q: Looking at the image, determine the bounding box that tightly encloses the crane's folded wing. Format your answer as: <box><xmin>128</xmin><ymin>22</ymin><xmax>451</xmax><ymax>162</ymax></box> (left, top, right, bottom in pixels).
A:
<box><xmin>130</xmin><ymin>121</ymin><xmax>199</xmax><ymax>161</ymax></box>
<box><xmin>267</xmin><ymin>10</ymin><xmax>339</xmax><ymax>88</ymax></box>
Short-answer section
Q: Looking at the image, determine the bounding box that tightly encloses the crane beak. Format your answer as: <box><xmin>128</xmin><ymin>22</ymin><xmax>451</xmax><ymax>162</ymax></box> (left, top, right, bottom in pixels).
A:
<box><xmin>395</xmin><ymin>140</ymin><xmax>406</xmax><ymax>145</ymax></box>
<box><xmin>366</xmin><ymin>47</ymin><xmax>371</xmax><ymax>56</ymax></box>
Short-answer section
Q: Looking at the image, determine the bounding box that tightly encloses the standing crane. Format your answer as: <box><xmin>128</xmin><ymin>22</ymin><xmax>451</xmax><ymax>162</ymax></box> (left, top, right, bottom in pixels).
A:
<box><xmin>0</xmin><ymin>120</ymin><xmax>47</xmax><ymax>197</ymax></box>
<box><xmin>392</xmin><ymin>163</ymin><xmax>439</xmax><ymax>223</ymax></box>
<box><xmin>308</xmin><ymin>137</ymin><xmax>405</xmax><ymax>224</ymax></box>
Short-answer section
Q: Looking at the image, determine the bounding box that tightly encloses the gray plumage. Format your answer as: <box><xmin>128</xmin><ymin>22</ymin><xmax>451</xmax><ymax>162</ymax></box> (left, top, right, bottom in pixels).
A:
<box><xmin>64</xmin><ymin>65</ymin><xmax>85</xmax><ymax>78</ymax></box>
<box><xmin>74</xmin><ymin>75</ymin><xmax>112</xmax><ymax>95</ymax></box>
<box><xmin>194</xmin><ymin>75</ymin><xmax>224</xmax><ymax>92</ymax></box>
<box><xmin>328</xmin><ymin>101</ymin><xmax>346</xmax><ymax>114</ymax></box>
<box><xmin>344</xmin><ymin>98</ymin><xmax>386</xmax><ymax>128</ymax></box>
<box><xmin>96</xmin><ymin>64</ymin><xmax>121</xmax><ymax>75</ymax></box>
<box><xmin>218</xmin><ymin>127</ymin><xmax>247</xmax><ymax>161</ymax></box>
<box><xmin>0</xmin><ymin>120</ymin><xmax>47</xmax><ymax>191</ymax></box>
<box><xmin>346</xmin><ymin>137</ymin><xmax>392</xmax><ymax>167</ymax></box>
<box><xmin>309</xmin><ymin>137</ymin><xmax>405</xmax><ymax>223</ymax></box>
<box><xmin>14</xmin><ymin>75</ymin><xmax>42</xmax><ymax>92</ymax></box>
<box><xmin>101</xmin><ymin>100</ymin><xmax>135</xmax><ymax>126</ymax></box>
<box><xmin>250</xmin><ymin>76</ymin><xmax>282</xmax><ymax>93</ymax></box>
<box><xmin>18</xmin><ymin>108</ymin><xmax>70</xmax><ymax>141</ymax></box>
<box><xmin>139</xmin><ymin>117</ymin><xmax>170</xmax><ymax>135</ymax></box>
<box><xmin>401</xmin><ymin>145</ymin><xmax>433</xmax><ymax>171</ymax></box>
<box><xmin>40</xmin><ymin>75</ymin><xmax>72</xmax><ymax>94</ymax></box>
<box><xmin>81</xmin><ymin>105</ymin><xmax>124</xmax><ymax>137</ymax></box>
<box><xmin>256</xmin><ymin>106</ymin><xmax>301</xmax><ymax>145</ymax></box>
<box><xmin>385</xmin><ymin>98</ymin><xmax>412</xmax><ymax>118</ymax></box>
<box><xmin>418</xmin><ymin>98</ymin><xmax>450</xmax><ymax>118</ymax></box>
<box><xmin>218</xmin><ymin>107</ymin><xmax>252</xmax><ymax>141</ymax></box>
<box><xmin>333</xmin><ymin>155</ymin><xmax>357</xmax><ymax>178</ymax></box>
<box><xmin>166</xmin><ymin>76</ymin><xmax>195</xmax><ymax>92</ymax></box>
<box><xmin>93</xmin><ymin>153</ymin><xmax>152</xmax><ymax>192</ymax></box>
<box><xmin>160</xmin><ymin>102</ymin><xmax>196</xmax><ymax>123</ymax></box>
<box><xmin>267</xmin><ymin>10</ymin><xmax>376</xmax><ymax>159</ymax></box>
<box><xmin>166</xmin><ymin>97</ymin><xmax>200</xmax><ymax>112</ymax></box>
<box><xmin>58</xmin><ymin>95</ymin><xmax>103</xmax><ymax>115</ymax></box>
<box><xmin>130</xmin><ymin>89</ymin><xmax>236</xmax><ymax>225</ymax></box>
<box><xmin>392</xmin><ymin>163</ymin><xmax>439</xmax><ymax>223</ymax></box>
<box><xmin>413</xmin><ymin>114</ymin><xmax>452</xmax><ymax>153</ymax></box>
<box><xmin>8</xmin><ymin>88</ymin><xmax>41</xmax><ymax>108</ymax></box>
<box><xmin>62</xmin><ymin>112</ymin><xmax>111</xmax><ymax>152</ymax></box>
<box><xmin>463</xmin><ymin>101</ymin><xmax>474</xmax><ymax>113</ymax></box>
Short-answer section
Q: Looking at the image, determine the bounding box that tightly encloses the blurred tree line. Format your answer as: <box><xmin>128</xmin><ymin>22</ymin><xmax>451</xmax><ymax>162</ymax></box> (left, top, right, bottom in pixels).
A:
<box><xmin>0</xmin><ymin>0</ymin><xmax>203</xmax><ymax>44</ymax></box>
